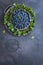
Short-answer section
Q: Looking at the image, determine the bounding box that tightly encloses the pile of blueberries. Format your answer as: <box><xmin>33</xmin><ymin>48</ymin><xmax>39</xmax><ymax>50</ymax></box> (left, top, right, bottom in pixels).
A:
<box><xmin>12</xmin><ymin>9</ymin><xmax>30</xmax><ymax>30</ymax></box>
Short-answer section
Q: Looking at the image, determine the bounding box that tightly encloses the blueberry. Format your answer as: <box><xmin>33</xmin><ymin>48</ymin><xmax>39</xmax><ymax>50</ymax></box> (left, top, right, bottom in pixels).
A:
<box><xmin>12</xmin><ymin>9</ymin><xmax>30</xmax><ymax>29</ymax></box>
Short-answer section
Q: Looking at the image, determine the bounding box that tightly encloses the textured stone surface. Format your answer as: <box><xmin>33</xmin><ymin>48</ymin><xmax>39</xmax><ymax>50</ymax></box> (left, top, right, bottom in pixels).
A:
<box><xmin>0</xmin><ymin>0</ymin><xmax>43</xmax><ymax>65</ymax></box>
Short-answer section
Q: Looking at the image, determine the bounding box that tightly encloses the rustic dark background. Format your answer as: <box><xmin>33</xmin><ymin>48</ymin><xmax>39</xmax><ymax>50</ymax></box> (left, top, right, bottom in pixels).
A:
<box><xmin>0</xmin><ymin>0</ymin><xmax>43</xmax><ymax>65</ymax></box>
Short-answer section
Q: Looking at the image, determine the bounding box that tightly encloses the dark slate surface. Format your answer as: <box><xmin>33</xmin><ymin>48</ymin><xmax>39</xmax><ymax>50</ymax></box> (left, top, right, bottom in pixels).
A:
<box><xmin>0</xmin><ymin>0</ymin><xmax>43</xmax><ymax>65</ymax></box>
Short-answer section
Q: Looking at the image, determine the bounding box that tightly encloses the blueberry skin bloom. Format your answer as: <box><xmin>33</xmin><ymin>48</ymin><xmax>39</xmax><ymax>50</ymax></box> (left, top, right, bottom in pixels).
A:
<box><xmin>12</xmin><ymin>9</ymin><xmax>30</xmax><ymax>30</ymax></box>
